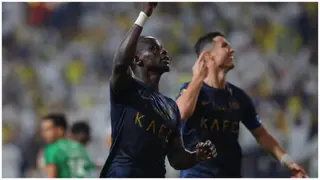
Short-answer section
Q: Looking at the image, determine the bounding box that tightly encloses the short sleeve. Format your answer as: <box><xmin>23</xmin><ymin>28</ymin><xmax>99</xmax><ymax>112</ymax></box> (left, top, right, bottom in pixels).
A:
<box><xmin>170</xmin><ymin>99</ymin><xmax>182</xmax><ymax>138</ymax></box>
<box><xmin>175</xmin><ymin>82</ymin><xmax>190</xmax><ymax>100</ymax></box>
<box><xmin>241</xmin><ymin>92</ymin><xmax>262</xmax><ymax>131</ymax></box>
<box><xmin>44</xmin><ymin>146</ymin><xmax>58</xmax><ymax>165</ymax></box>
<box><xmin>109</xmin><ymin>80</ymin><xmax>135</xmax><ymax>104</ymax></box>
<box><xmin>179</xmin><ymin>113</ymin><xmax>200</xmax><ymax>152</ymax></box>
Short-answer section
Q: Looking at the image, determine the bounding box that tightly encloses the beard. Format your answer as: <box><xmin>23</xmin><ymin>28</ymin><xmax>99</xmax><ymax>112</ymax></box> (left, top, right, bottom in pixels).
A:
<box><xmin>148</xmin><ymin>63</ymin><xmax>170</xmax><ymax>73</ymax></box>
<box><xmin>219</xmin><ymin>63</ymin><xmax>234</xmax><ymax>73</ymax></box>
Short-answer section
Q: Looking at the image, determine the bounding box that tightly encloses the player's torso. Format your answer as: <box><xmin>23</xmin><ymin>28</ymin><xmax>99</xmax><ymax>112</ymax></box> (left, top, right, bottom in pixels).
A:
<box><xmin>181</xmin><ymin>83</ymin><xmax>243</xmax><ymax>176</ymax></box>
<box><xmin>49</xmin><ymin>139</ymin><xmax>92</xmax><ymax>178</ymax></box>
<box><xmin>109</xmin><ymin>80</ymin><xmax>179</xmax><ymax>176</ymax></box>
<box><xmin>195</xmin><ymin>83</ymin><xmax>242</xmax><ymax>145</ymax></box>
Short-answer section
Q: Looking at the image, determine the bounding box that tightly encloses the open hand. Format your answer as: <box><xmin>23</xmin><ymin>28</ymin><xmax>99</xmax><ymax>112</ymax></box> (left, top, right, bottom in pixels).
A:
<box><xmin>195</xmin><ymin>140</ymin><xmax>217</xmax><ymax>161</ymax></box>
<box><xmin>192</xmin><ymin>50</ymin><xmax>210</xmax><ymax>81</ymax></box>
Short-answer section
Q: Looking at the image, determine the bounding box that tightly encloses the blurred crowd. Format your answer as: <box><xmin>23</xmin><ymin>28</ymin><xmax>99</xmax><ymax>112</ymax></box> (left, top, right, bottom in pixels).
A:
<box><xmin>2</xmin><ymin>2</ymin><xmax>318</xmax><ymax>178</ymax></box>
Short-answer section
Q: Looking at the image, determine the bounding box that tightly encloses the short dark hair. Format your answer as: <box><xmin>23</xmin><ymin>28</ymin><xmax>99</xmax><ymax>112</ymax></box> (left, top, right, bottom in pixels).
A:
<box><xmin>42</xmin><ymin>113</ymin><xmax>68</xmax><ymax>131</ymax></box>
<box><xmin>194</xmin><ymin>32</ymin><xmax>225</xmax><ymax>57</ymax></box>
<box><xmin>71</xmin><ymin>121</ymin><xmax>90</xmax><ymax>135</ymax></box>
<box><xmin>71</xmin><ymin>121</ymin><xmax>90</xmax><ymax>145</ymax></box>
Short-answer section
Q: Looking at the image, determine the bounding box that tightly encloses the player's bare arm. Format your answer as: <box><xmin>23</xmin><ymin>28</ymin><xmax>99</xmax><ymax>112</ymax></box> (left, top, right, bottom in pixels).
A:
<box><xmin>167</xmin><ymin>134</ymin><xmax>216</xmax><ymax>170</ymax></box>
<box><xmin>110</xmin><ymin>2</ymin><xmax>157</xmax><ymax>93</ymax></box>
<box><xmin>251</xmin><ymin>126</ymin><xmax>308</xmax><ymax>178</ymax></box>
<box><xmin>45</xmin><ymin>164</ymin><xmax>57</xmax><ymax>178</ymax></box>
<box><xmin>176</xmin><ymin>51</ymin><xmax>209</xmax><ymax>121</ymax></box>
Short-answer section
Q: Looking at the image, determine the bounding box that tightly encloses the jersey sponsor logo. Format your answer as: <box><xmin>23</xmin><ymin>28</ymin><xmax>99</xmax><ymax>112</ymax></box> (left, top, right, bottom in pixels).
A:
<box><xmin>200</xmin><ymin>117</ymin><xmax>239</xmax><ymax>133</ymax></box>
<box><xmin>135</xmin><ymin>112</ymin><xmax>173</xmax><ymax>145</ymax></box>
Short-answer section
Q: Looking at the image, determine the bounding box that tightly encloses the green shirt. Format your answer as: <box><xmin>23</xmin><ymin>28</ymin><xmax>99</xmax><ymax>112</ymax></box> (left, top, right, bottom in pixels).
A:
<box><xmin>44</xmin><ymin>138</ymin><xmax>94</xmax><ymax>178</ymax></box>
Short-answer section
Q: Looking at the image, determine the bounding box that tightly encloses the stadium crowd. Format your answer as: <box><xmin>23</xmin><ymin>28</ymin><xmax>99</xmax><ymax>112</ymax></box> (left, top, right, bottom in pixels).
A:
<box><xmin>2</xmin><ymin>2</ymin><xmax>318</xmax><ymax>178</ymax></box>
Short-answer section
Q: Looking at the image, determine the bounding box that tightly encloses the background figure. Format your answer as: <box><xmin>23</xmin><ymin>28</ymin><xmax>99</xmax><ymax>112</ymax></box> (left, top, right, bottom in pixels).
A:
<box><xmin>70</xmin><ymin>121</ymin><xmax>91</xmax><ymax>146</ymax></box>
<box><xmin>2</xmin><ymin>2</ymin><xmax>318</xmax><ymax>178</ymax></box>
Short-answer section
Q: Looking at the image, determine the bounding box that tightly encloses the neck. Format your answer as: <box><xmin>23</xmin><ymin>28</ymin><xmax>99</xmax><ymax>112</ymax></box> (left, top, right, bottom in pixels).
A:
<box><xmin>134</xmin><ymin>69</ymin><xmax>162</xmax><ymax>91</ymax></box>
<box><xmin>204</xmin><ymin>68</ymin><xmax>227</xmax><ymax>89</ymax></box>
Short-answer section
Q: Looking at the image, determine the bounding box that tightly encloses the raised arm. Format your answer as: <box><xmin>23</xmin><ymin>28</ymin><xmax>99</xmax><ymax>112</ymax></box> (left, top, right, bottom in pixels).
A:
<box><xmin>176</xmin><ymin>51</ymin><xmax>210</xmax><ymax>121</ymax></box>
<box><xmin>110</xmin><ymin>3</ymin><xmax>157</xmax><ymax>93</ymax></box>
<box><xmin>167</xmin><ymin>133</ymin><xmax>217</xmax><ymax>170</ymax></box>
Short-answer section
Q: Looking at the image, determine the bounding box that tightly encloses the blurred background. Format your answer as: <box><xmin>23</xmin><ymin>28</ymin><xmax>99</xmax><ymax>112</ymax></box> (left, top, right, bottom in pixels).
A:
<box><xmin>2</xmin><ymin>2</ymin><xmax>318</xmax><ymax>178</ymax></box>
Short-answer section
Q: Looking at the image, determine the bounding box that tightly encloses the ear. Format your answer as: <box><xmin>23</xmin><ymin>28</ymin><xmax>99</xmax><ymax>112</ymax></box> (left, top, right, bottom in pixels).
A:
<box><xmin>134</xmin><ymin>55</ymin><xmax>143</xmax><ymax>67</ymax></box>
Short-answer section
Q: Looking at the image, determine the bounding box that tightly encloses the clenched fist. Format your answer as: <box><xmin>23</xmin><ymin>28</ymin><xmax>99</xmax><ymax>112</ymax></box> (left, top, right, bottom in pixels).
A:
<box><xmin>288</xmin><ymin>163</ymin><xmax>308</xmax><ymax>178</ymax></box>
<box><xmin>195</xmin><ymin>140</ymin><xmax>217</xmax><ymax>162</ymax></box>
<box><xmin>143</xmin><ymin>2</ymin><xmax>158</xmax><ymax>16</ymax></box>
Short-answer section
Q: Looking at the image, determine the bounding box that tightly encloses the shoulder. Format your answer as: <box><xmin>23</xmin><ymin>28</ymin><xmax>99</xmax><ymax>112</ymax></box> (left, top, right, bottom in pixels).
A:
<box><xmin>162</xmin><ymin>95</ymin><xmax>181</xmax><ymax>121</ymax></box>
<box><xmin>227</xmin><ymin>82</ymin><xmax>254</xmax><ymax>108</ymax></box>
<box><xmin>179</xmin><ymin>81</ymin><xmax>190</xmax><ymax>90</ymax></box>
<box><xmin>227</xmin><ymin>83</ymin><xmax>250</xmax><ymax>99</ymax></box>
<box><xmin>44</xmin><ymin>143</ymin><xmax>59</xmax><ymax>156</ymax></box>
<box><xmin>109</xmin><ymin>78</ymin><xmax>140</xmax><ymax>90</ymax></box>
<box><xmin>68</xmin><ymin>139</ymin><xmax>83</xmax><ymax>148</ymax></box>
<box><xmin>177</xmin><ymin>81</ymin><xmax>191</xmax><ymax>97</ymax></box>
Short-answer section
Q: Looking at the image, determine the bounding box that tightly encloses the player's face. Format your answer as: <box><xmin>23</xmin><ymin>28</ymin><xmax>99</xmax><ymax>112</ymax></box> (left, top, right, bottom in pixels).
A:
<box><xmin>41</xmin><ymin>119</ymin><xmax>58</xmax><ymax>144</ymax></box>
<box><xmin>136</xmin><ymin>37</ymin><xmax>170</xmax><ymax>73</ymax></box>
<box><xmin>211</xmin><ymin>36</ymin><xmax>235</xmax><ymax>71</ymax></box>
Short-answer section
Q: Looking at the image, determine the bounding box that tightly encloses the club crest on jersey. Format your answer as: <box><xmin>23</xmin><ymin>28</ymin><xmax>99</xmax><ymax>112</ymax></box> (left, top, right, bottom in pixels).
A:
<box><xmin>231</xmin><ymin>100</ymin><xmax>239</xmax><ymax>110</ymax></box>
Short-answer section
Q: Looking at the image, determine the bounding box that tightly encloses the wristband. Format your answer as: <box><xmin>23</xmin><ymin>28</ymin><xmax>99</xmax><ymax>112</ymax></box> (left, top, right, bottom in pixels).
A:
<box><xmin>280</xmin><ymin>154</ymin><xmax>294</xmax><ymax>167</ymax></box>
<box><xmin>134</xmin><ymin>11</ymin><xmax>148</xmax><ymax>27</ymax></box>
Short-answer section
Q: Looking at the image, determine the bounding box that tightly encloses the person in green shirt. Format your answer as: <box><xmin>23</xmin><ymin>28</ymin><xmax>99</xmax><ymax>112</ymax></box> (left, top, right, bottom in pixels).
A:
<box><xmin>70</xmin><ymin>121</ymin><xmax>103</xmax><ymax>169</ymax></box>
<box><xmin>70</xmin><ymin>121</ymin><xmax>91</xmax><ymax>147</ymax></box>
<box><xmin>41</xmin><ymin>113</ymin><xmax>94</xmax><ymax>178</ymax></box>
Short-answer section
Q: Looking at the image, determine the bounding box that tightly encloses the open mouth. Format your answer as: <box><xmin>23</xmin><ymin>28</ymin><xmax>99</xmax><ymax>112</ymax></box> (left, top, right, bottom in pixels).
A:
<box><xmin>161</xmin><ymin>56</ymin><xmax>170</xmax><ymax>66</ymax></box>
<box><xmin>229</xmin><ymin>55</ymin><xmax>234</xmax><ymax>61</ymax></box>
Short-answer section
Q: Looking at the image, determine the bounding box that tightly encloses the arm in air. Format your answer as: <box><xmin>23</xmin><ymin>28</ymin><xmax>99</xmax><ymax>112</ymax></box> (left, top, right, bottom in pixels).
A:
<box><xmin>176</xmin><ymin>51</ymin><xmax>210</xmax><ymax>121</ymax></box>
<box><xmin>110</xmin><ymin>2</ymin><xmax>157</xmax><ymax>93</ymax></box>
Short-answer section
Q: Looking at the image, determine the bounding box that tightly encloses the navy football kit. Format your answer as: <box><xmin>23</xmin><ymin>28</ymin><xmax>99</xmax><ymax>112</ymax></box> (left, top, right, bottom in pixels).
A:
<box><xmin>100</xmin><ymin>79</ymin><xmax>181</xmax><ymax>178</ymax></box>
<box><xmin>178</xmin><ymin>82</ymin><xmax>262</xmax><ymax>178</ymax></box>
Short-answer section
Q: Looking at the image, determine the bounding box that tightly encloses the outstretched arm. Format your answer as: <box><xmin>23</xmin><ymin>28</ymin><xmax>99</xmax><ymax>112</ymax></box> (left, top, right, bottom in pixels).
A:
<box><xmin>241</xmin><ymin>92</ymin><xmax>308</xmax><ymax>178</ymax></box>
<box><xmin>110</xmin><ymin>2</ymin><xmax>157</xmax><ymax>93</ymax></box>
<box><xmin>167</xmin><ymin>133</ymin><xmax>216</xmax><ymax>170</ymax></box>
<box><xmin>176</xmin><ymin>51</ymin><xmax>210</xmax><ymax>121</ymax></box>
<box><xmin>252</xmin><ymin>126</ymin><xmax>308</xmax><ymax>178</ymax></box>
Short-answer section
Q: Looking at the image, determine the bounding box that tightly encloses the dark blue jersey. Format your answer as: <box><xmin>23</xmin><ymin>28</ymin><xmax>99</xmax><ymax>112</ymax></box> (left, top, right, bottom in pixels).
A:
<box><xmin>102</xmin><ymin>79</ymin><xmax>181</xmax><ymax>178</ymax></box>
<box><xmin>177</xmin><ymin>82</ymin><xmax>262</xmax><ymax>178</ymax></box>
